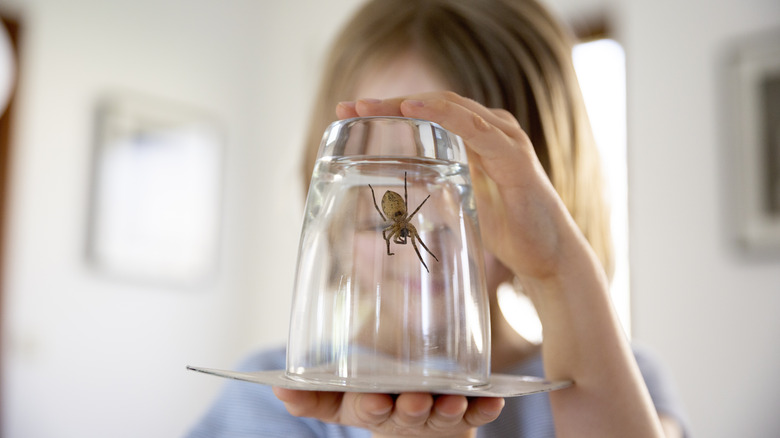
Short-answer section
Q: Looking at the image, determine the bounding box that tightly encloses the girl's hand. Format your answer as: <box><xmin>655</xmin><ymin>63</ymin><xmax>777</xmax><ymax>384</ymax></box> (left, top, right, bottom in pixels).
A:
<box><xmin>272</xmin><ymin>388</ymin><xmax>503</xmax><ymax>438</ymax></box>
<box><xmin>337</xmin><ymin>93</ymin><xmax>588</xmax><ymax>283</ymax></box>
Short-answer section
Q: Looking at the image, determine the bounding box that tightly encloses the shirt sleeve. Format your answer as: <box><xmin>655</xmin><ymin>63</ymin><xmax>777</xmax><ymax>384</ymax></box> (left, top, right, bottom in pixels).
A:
<box><xmin>183</xmin><ymin>347</ymin><xmax>368</xmax><ymax>438</ymax></box>
<box><xmin>633</xmin><ymin>344</ymin><xmax>691</xmax><ymax>437</ymax></box>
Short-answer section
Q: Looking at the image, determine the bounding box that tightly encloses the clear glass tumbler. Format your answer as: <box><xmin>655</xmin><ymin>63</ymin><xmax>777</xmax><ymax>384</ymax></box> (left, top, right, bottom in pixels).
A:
<box><xmin>286</xmin><ymin>117</ymin><xmax>490</xmax><ymax>391</ymax></box>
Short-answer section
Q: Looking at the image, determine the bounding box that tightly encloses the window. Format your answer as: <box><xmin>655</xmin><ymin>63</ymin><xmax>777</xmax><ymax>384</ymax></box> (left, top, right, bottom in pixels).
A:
<box><xmin>574</xmin><ymin>38</ymin><xmax>630</xmax><ymax>335</ymax></box>
<box><xmin>498</xmin><ymin>37</ymin><xmax>630</xmax><ymax>341</ymax></box>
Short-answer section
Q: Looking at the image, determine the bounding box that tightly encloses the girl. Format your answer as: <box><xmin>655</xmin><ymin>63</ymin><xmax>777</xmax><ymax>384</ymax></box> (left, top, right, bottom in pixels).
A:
<box><xmin>188</xmin><ymin>1</ymin><xmax>687</xmax><ymax>436</ymax></box>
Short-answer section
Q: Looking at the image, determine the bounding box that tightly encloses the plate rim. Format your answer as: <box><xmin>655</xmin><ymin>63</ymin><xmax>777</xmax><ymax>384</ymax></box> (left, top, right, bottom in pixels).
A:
<box><xmin>186</xmin><ymin>365</ymin><xmax>572</xmax><ymax>397</ymax></box>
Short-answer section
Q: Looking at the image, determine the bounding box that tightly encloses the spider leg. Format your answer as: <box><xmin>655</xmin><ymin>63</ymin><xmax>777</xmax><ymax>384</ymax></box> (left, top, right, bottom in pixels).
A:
<box><xmin>407</xmin><ymin>195</ymin><xmax>431</xmax><ymax>220</ymax></box>
<box><xmin>409</xmin><ymin>224</ymin><xmax>438</xmax><ymax>262</ymax></box>
<box><xmin>403</xmin><ymin>171</ymin><xmax>408</xmax><ymax>210</ymax></box>
<box><xmin>409</xmin><ymin>231</ymin><xmax>431</xmax><ymax>273</ymax></box>
<box><xmin>408</xmin><ymin>224</ymin><xmax>438</xmax><ymax>273</ymax></box>
<box><xmin>368</xmin><ymin>184</ymin><xmax>387</xmax><ymax>221</ymax></box>
<box><xmin>383</xmin><ymin>225</ymin><xmax>396</xmax><ymax>256</ymax></box>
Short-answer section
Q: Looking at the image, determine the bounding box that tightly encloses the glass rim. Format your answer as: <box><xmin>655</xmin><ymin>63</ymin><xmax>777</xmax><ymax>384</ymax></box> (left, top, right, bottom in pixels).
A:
<box><xmin>319</xmin><ymin>116</ymin><xmax>468</xmax><ymax>164</ymax></box>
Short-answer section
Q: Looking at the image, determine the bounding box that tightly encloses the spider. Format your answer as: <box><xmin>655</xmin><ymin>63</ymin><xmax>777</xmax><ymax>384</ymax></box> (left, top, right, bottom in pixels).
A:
<box><xmin>368</xmin><ymin>172</ymin><xmax>439</xmax><ymax>273</ymax></box>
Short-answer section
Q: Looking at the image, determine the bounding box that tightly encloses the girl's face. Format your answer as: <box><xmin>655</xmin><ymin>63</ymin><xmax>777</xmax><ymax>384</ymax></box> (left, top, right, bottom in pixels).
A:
<box><xmin>353</xmin><ymin>51</ymin><xmax>449</xmax><ymax>105</ymax></box>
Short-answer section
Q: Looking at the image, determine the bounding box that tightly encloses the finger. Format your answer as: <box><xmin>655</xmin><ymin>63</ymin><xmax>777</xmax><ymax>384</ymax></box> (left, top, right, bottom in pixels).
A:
<box><xmin>489</xmin><ymin>106</ymin><xmax>523</xmax><ymax>129</ymax></box>
<box><xmin>354</xmin><ymin>98</ymin><xmax>405</xmax><ymax>117</ymax></box>
<box><xmin>463</xmin><ymin>397</ymin><xmax>505</xmax><ymax>427</ymax></box>
<box><xmin>458</xmin><ymin>98</ymin><xmax>524</xmax><ymax>137</ymax></box>
<box><xmin>427</xmin><ymin>395</ymin><xmax>468</xmax><ymax>432</ymax></box>
<box><xmin>337</xmin><ymin>98</ymin><xmax>405</xmax><ymax>120</ymax></box>
<box><xmin>336</xmin><ymin>101</ymin><xmax>358</xmax><ymax>119</ymax></box>
<box><xmin>400</xmin><ymin>97</ymin><xmax>524</xmax><ymax>160</ymax></box>
<box><xmin>400</xmin><ymin>98</ymin><xmax>536</xmax><ymax>189</ymax></box>
<box><xmin>337</xmin><ymin>92</ymin><xmax>539</xmax><ymax>190</ymax></box>
<box><xmin>374</xmin><ymin>91</ymin><xmax>521</xmax><ymax>135</ymax></box>
<box><xmin>391</xmin><ymin>392</ymin><xmax>434</xmax><ymax>428</ymax></box>
<box><xmin>420</xmin><ymin>92</ymin><xmax>523</xmax><ymax>137</ymax></box>
<box><xmin>339</xmin><ymin>93</ymin><xmax>520</xmax><ymax>136</ymax></box>
<box><xmin>349</xmin><ymin>94</ymin><xmax>518</xmax><ymax>165</ymax></box>
<box><xmin>345</xmin><ymin>392</ymin><xmax>394</xmax><ymax>426</ymax></box>
<box><xmin>272</xmin><ymin>388</ymin><xmax>342</xmax><ymax>421</ymax></box>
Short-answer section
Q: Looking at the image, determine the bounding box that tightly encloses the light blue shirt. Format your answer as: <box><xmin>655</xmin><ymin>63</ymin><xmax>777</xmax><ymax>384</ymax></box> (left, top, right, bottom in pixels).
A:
<box><xmin>186</xmin><ymin>345</ymin><xmax>688</xmax><ymax>437</ymax></box>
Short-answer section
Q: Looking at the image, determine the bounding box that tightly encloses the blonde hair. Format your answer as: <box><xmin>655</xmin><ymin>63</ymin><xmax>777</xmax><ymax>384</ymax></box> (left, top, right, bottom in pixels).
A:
<box><xmin>302</xmin><ymin>0</ymin><xmax>614</xmax><ymax>278</ymax></box>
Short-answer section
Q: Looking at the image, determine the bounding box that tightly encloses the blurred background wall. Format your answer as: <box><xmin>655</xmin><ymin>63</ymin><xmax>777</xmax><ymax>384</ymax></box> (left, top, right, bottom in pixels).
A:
<box><xmin>0</xmin><ymin>0</ymin><xmax>777</xmax><ymax>437</ymax></box>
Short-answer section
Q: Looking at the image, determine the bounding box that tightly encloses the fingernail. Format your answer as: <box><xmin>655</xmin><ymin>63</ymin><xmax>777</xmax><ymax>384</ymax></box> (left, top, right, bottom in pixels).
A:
<box><xmin>479</xmin><ymin>399</ymin><xmax>505</xmax><ymax>417</ymax></box>
<box><xmin>357</xmin><ymin>393</ymin><xmax>393</xmax><ymax>417</ymax></box>
<box><xmin>338</xmin><ymin>100</ymin><xmax>356</xmax><ymax>109</ymax></box>
<box><xmin>404</xmin><ymin>99</ymin><xmax>425</xmax><ymax>107</ymax></box>
<box><xmin>438</xmin><ymin>409</ymin><xmax>462</xmax><ymax>420</ymax></box>
<box><xmin>369</xmin><ymin>404</ymin><xmax>393</xmax><ymax>416</ymax></box>
<box><xmin>360</xmin><ymin>98</ymin><xmax>382</xmax><ymax>104</ymax></box>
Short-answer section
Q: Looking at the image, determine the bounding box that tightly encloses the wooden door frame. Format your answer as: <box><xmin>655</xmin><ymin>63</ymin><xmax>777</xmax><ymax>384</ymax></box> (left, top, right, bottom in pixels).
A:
<box><xmin>0</xmin><ymin>14</ymin><xmax>20</xmax><ymax>436</ymax></box>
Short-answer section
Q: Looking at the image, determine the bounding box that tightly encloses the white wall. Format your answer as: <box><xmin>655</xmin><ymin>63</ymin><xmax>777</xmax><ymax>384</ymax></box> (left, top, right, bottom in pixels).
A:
<box><xmin>621</xmin><ymin>0</ymin><xmax>780</xmax><ymax>436</ymax></box>
<box><xmin>557</xmin><ymin>0</ymin><xmax>780</xmax><ymax>436</ymax></box>
<box><xmin>0</xmin><ymin>1</ymin><xmax>362</xmax><ymax>437</ymax></box>
<box><xmin>1</xmin><ymin>0</ymin><xmax>778</xmax><ymax>437</ymax></box>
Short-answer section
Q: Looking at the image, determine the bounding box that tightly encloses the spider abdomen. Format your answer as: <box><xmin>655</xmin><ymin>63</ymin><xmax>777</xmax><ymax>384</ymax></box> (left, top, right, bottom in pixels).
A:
<box><xmin>381</xmin><ymin>191</ymin><xmax>407</xmax><ymax>219</ymax></box>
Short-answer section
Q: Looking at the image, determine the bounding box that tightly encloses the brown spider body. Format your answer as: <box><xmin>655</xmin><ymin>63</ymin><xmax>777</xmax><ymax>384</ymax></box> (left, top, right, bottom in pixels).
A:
<box><xmin>368</xmin><ymin>172</ymin><xmax>439</xmax><ymax>272</ymax></box>
<box><xmin>381</xmin><ymin>191</ymin><xmax>407</xmax><ymax>220</ymax></box>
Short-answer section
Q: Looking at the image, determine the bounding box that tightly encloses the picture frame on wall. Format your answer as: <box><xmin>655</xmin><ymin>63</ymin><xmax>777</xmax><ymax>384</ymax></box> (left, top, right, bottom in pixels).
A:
<box><xmin>730</xmin><ymin>32</ymin><xmax>780</xmax><ymax>252</ymax></box>
<box><xmin>86</xmin><ymin>92</ymin><xmax>224</xmax><ymax>287</ymax></box>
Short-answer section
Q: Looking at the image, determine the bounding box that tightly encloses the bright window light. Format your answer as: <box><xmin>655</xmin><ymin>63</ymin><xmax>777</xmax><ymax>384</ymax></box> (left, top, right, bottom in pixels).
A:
<box><xmin>499</xmin><ymin>38</ymin><xmax>631</xmax><ymax>340</ymax></box>
<box><xmin>573</xmin><ymin>38</ymin><xmax>630</xmax><ymax>336</ymax></box>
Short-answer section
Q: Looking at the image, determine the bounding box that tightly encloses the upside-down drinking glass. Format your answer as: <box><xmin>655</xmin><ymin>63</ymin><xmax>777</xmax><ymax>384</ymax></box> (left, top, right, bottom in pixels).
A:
<box><xmin>285</xmin><ymin>116</ymin><xmax>490</xmax><ymax>391</ymax></box>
